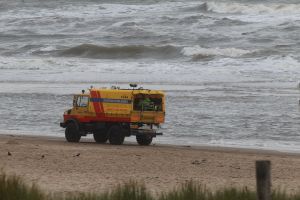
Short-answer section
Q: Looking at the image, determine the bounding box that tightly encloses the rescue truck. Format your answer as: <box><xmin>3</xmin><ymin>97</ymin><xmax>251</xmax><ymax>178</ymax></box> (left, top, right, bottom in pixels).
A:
<box><xmin>60</xmin><ymin>84</ymin><xmax>165</xmax><ymax>145</ymax></box>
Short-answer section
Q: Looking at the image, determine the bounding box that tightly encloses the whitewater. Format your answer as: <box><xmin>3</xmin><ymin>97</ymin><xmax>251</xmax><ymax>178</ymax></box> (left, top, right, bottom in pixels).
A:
<box><xmin>1</xmin><ymin>0</ymin><xmax>300</xmax><ymax>152</ymax></box>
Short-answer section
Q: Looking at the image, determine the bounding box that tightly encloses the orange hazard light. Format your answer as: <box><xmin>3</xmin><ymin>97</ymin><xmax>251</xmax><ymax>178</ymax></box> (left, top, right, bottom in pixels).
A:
<box><xmin>155</xmin><ymin>115</ymin><xmax>165</xmax><ymax>123</ymax></box>
<box><xmin>131</xmin><ymin>115</ymin><xmax>140</xmax><ymax>122</ymax></box>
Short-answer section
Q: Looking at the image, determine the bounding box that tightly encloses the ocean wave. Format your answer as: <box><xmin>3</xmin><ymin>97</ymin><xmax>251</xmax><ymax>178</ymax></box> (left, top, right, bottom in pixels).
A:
<box><xmin>10</xmin><ymin>44</ymin><xmax>256</xmax><ymax>60</ymax></box>
<box><xmin>213</xmin><ymin>17</ymin><xmax>249</xmax><ymax>26</ymax></box>
<box><xmin>4</xmin><ymin>43</ymin><xmax>260</xmax><ymax>60</ymax></box>
<box><xmin>177</xmin><ymin>14</ymin><xmax>212</xmax><ymax>24</ymax></box>
<box><xmin>202</xmin><ymin>2</ymin><xmax>300</xmax><ymax>14</ymax></box>
<box><xmin>58</xmin><ymin>44</ymin><xmax>182</xmax><ymax>59</ymax></box>
<box><xmin>183</xmin><ymin>3</ymin><xmax>208</xmax><ymax>12</ymax></box>
<box><xmin>58</xmin><ymin>44</ymin><xmax>254</xmax><ymax>60</ymax></box>
<box><xmin>246</xmin><ymin>49</ymin><xmax>280</xmax><ymax>58</ymax></box>
<box><xmin>181</xmin><ymin>46</ymin><xmax>252</xmax><ymax>60</ymax></box>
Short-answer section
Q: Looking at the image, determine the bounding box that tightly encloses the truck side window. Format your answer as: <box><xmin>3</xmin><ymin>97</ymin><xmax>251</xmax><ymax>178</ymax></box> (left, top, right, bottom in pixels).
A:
<box><xmin>133</xmin><ymin>95</ymin><xmax>162</xmax><ymax>111</ymax></box>
<box><xmin>77</xmin><ymin>96</ymin><xmax>89</xmax><ymax>107</ymax></box>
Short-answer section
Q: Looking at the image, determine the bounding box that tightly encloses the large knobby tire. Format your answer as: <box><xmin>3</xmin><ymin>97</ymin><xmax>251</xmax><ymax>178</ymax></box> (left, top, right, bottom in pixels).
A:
<box><xmin>136</xmin><ymin>135</ymin><xmax>153</xmax><ymax>146</ymax></box>
<box><xmin>93</xmin><ymin>129</ymin><xmax>108</xmax><ymax>143</ymax></box>
<box><xmin>65</xmin><ymin>122</ymin><xmax>81</xmax><ymax>142</ymax></box>
<box><xmin>108</xmin><ymin>125</ymin><xmax>125</xmax><ymax>145</ymax></box>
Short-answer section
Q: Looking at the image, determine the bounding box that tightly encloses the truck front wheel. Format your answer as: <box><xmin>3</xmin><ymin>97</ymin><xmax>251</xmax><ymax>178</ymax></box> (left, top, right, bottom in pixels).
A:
<box><xmin>108</xmin><ymin>125</ymin><xmax>125</xmax><ymax>145</ymax></box>
<box><xmin>136</xmin><ymin>135</ymin><xmax>152</xmax><ymax>146</ymax></box>
<box><xmin>65</xmin><ymin>122</ymin><xmax>81</xmax><ymax>142</ymax></box>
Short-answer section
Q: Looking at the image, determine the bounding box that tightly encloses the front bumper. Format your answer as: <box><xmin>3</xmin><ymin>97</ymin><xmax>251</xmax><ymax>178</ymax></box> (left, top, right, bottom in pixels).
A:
<box><xmin>60</xmin><ymin>122</ymin><xmax>66</xmax><ymax>128</ymax></box>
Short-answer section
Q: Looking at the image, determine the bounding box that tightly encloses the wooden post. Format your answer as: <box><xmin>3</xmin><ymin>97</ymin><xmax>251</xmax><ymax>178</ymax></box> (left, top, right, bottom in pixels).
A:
<box><xmin>256</xmin><ymin>160</ymin><xmax>271</xmax><ymax>200</ymax></box>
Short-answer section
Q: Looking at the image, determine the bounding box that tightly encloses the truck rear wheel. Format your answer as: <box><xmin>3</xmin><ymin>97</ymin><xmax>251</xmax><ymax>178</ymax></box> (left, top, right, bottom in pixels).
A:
<box><xmin>136</xmin><ymin>135</ymin><xmax>152</xmax><ymax>146</ymax></box>
<box><xmin>65</xmin><ymin>122</ymin><xmax>81</xmax><ymax>142</ymax></box>
<box><xmin>93</xmin><ymin>130</ymin><xmax>108</xmax><ymax>143</ymax></box>
<box><xmin>108</xmin><ymin>125</ymin><xmax>124</xmax><ymax>145</ymax></box>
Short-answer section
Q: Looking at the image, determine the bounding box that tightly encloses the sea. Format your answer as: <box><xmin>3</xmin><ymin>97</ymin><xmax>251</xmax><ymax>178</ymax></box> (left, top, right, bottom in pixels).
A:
<box><xmin>1</xmin><ymin>0</ymin><xmax>300</xmax><ymax>152</ymax></box>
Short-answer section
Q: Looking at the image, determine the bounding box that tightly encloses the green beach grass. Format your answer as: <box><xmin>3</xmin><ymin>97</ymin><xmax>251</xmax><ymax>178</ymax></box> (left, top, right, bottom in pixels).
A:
<box><xmin>0</xmin><ymin>172</ymin><xmax>44</xmax><ymax>200</ymax></box>
<box><xmin>1</xmin><ymin>172</ymin><xmax>300</xmax><ymax>200</ymax></box>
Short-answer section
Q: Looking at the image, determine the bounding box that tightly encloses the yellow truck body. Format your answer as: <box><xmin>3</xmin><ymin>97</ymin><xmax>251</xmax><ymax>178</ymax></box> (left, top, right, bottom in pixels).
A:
<box><xmin>60</xmin><ymin>86</ymin><xmax>165</xmax><ymax>145</ymax></box>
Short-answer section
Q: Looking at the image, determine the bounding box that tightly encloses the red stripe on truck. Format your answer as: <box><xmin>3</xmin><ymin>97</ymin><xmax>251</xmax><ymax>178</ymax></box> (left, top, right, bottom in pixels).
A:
<box><xmin>64</xmin><ymin>114</ymin><xmax>131</xmax><ymax>123</ymax></box>
<box><xmin>91</xmin><ymin>91</ymin><xmax>101</xmax><ymax>115</ymax></box>
<box><xmin>97</xmin><ymin>91</ymin><xmax>104</xmax><ymax>113</ymax></box>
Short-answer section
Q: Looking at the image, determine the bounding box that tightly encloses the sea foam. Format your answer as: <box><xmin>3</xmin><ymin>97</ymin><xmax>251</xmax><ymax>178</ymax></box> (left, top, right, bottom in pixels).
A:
<box><xmin>205</xmin><ymin>2</ymin><xmax>300</xmax><ymax>14</ymax></box>
<box><xmin>182</xmin><ymin>46</ymin><xmax>252</xmax><ymax>59</ymax></box>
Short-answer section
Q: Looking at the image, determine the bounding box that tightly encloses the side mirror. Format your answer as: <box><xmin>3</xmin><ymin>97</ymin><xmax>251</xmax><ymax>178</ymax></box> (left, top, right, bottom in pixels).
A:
<box><xmin>73</xmin><ymin>96</ymin><xmax>78</xmax><ymax>107</ymax></box>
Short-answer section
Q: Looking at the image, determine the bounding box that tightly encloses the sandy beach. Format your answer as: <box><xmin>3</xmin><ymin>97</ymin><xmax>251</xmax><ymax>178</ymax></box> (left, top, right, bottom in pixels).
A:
<box><xmin>1</xmin><ymin>134</ymin><xmax>300</xmax><ymax>195</ymax></box>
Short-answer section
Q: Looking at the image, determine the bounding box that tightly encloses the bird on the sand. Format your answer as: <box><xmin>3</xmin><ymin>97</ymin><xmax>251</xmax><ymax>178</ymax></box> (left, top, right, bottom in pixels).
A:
<box><xmin>7</xmin><ymin>151</ymin><xmax>12</xmax><ymax>156</ymax></box>
<box><xmin>74</xmin><ymin>153</ymin><xmax>80</xmax><ymax>157</ymax></box>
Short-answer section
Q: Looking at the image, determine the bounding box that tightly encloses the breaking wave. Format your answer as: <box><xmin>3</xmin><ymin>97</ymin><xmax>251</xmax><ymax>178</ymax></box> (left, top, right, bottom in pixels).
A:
<box><xmin>2</xmin><ymin>44</ymin><xmax>257</xmax><ymax>60</ymax></box>
<box><xmin>181</xmin><ymin>46</ymin><xmax>252</xmax><ymax>60</ymax></box>
<box><xmin>201</xmin><ymin>2</ymin><xmax>300</xmax><ymax>14</ymax></box>
<box><xmin>58</xmin><ymin>44</ymin><xmax>254</xmax><ymax>60</ymax></box>
<box><xmin>59</xmin><ymin>44</ymin><xmax>182</xmax><ymax>59</ymax></box>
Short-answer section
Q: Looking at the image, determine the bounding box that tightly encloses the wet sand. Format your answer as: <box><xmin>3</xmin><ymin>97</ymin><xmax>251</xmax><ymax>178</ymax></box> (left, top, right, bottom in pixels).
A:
<box><xmin>1</xmin><ymin>134</ymin><xmax>300</xmax><ymax>194</ymax></box>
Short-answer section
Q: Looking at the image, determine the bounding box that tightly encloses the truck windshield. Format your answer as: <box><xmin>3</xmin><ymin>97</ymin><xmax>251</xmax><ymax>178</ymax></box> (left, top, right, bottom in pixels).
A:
<box><xmin>74</xmin><ymin>96</ymin><xmax>89</xmax><ymax>107</ymax></box>
<box><xmin>133</xmin><ymin>95</ymin><xmax>162</xmax><ymax>111</ymax></box>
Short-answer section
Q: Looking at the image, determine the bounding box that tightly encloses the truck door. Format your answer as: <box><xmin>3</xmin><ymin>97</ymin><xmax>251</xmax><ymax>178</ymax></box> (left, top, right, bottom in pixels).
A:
<box><xmin>73</xmin><ymin>95</ymin><xmax>89</xmax><ymax>114</ymax></box>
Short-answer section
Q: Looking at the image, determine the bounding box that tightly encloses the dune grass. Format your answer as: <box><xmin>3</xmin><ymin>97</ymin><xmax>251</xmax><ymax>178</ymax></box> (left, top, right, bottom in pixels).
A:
<box><xmin>1</xmin><ymin>172</ymin><xmax>300</xmax><ymax>200</ymax></box>
<box><xmin>159</xmin><ymin>181</ymin><xmax>257</xmax><ymax>200</ymax></box>
<box><xmin>0</xmin><ymin>172</ymin><xmax>44</xmax><ymax>200</ymax></box>
<box><xmin>63</xmin><ymin>181</ymin><xmax>154</xmax><ymax>200</ymax></box>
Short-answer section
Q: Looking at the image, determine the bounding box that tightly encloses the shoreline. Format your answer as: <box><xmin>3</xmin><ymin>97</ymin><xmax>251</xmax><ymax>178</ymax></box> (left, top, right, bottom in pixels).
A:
<box><xmin>1</xmin><ymin>134</ymin><xmax>300</xmax><ymax>194</ymax></box>
<box><xmin>2</xmin><ymin>133</ymin><xmax>300</xmax><ymax>156</ymax></box>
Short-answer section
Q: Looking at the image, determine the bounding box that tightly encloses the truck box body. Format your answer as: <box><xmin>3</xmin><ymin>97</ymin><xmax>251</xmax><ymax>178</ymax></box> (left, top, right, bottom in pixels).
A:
<box><xmin>63</xmin><ymin>88</ymin><xmax>165</xmax><ymax>124</ymax></box>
